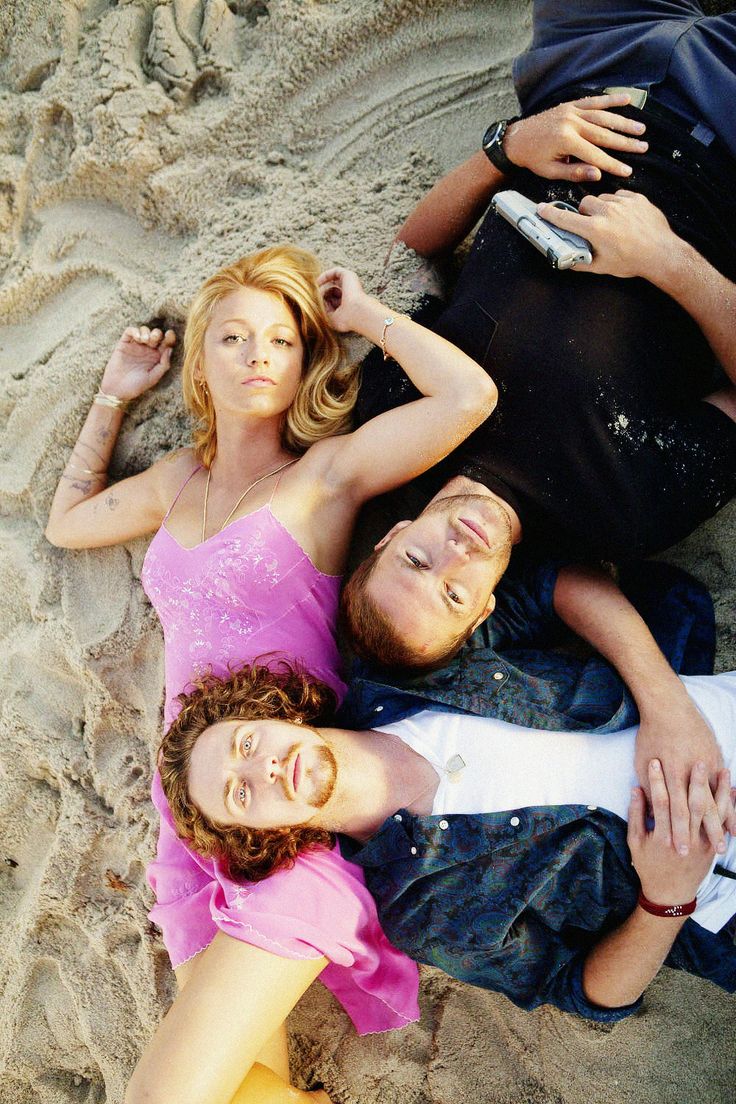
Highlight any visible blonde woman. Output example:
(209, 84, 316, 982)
(46, 243, 496, 1104)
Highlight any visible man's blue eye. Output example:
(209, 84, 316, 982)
(406, 553, 426, 569)
(447, 587, 462, 604)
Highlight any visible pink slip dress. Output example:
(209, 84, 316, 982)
(142, 466, 419, 1034)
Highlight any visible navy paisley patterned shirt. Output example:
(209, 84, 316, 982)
(338, 565, 727, 1021)
(344, 806, 736, 1022)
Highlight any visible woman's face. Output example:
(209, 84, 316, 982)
(200, 286, 305, 421)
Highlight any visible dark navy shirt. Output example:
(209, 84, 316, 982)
(514, 0, 736, 158)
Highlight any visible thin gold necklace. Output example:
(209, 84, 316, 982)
(201, 458, 297, 543)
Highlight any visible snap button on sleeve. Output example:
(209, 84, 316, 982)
(410, 846, 417, 855)
(374, 705, 384, 712)
(493, 671, 504, 681)
(393, 813, 402, 822)
(587, 805, 598, 811)
(439, 819, 449, 830)
(510, 815, 520, 827)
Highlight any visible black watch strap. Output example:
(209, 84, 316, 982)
(482, 117, 520, 174)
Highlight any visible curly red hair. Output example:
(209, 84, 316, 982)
(159, 660, 337, 882)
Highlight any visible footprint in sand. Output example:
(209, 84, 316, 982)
(142, 0, 246, 102)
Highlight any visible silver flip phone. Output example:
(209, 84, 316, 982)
(491, 190, 592, 270)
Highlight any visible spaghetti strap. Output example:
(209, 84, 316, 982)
(268, 458, 298, 507)
(163, 465, 203, 522)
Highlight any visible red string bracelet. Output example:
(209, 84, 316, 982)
(637, 891, 696, 918)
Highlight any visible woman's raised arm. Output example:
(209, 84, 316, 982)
(126, 932, 328, 1104)
(313, 267, 496, 504)
(45, 326, 177, 549)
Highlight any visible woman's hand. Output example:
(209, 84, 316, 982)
(317, 268, 374, 333)
(100, 325, 176, 402)
(504, 93, 648, 183)
(628, 759, 730, 906)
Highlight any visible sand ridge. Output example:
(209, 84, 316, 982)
(0, 2, 735, 1102)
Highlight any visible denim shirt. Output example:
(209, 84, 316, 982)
(338, 560, 715, 735)
(338, 562, 722, 1021)
(344, 806, 736, 1022)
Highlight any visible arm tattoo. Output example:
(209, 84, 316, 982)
(61, 474, 94, 495)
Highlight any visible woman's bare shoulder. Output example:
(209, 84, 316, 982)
(149, 447, 200, 502)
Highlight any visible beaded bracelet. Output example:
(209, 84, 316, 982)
(637, 891, 696, 918)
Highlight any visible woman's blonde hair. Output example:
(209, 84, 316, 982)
(181, 244, 359, 467)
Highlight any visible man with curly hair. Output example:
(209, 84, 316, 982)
(157, 660, 736, 1023)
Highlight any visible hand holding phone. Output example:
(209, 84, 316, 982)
(491, 190, 592, 270)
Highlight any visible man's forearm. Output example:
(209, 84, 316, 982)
(552, 565, 686, 717)
(396, 151, 503, 257)
(553, 565, 724, 853)
(649, 236, 736, 386)
(582, 905, 684, 1008)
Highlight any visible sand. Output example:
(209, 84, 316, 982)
(0, 2, 734, 1102)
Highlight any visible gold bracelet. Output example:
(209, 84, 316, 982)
(94, 390, 128, 409)
(65, 461, 107, 477)
(380, 316, 396, 361)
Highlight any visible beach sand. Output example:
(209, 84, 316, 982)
(0, 2, 734, 1101)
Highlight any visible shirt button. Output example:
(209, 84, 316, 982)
(393, 813, 402, 822)
(410, 846, 417, 855)
(510, 816, 520, 827)
(374, 705, 384, 712)
(493, 671, 504, 681)
(439, 819, 449, 830)
(587, 805, 597, 812)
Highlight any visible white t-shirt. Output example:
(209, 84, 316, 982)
(376, 673, 736, 934)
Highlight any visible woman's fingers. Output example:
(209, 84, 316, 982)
(317, 270, 343, 312)
(317, 268, 344, 287)
(121, 324, 177, 348)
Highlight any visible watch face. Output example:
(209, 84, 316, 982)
(483, 120, 505, 151)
